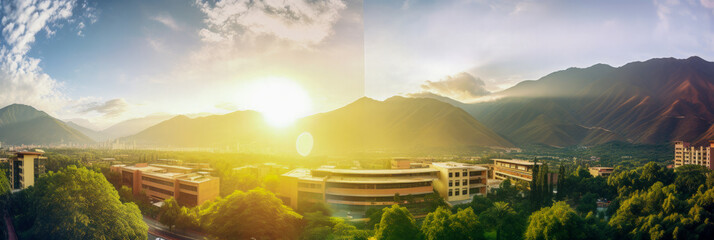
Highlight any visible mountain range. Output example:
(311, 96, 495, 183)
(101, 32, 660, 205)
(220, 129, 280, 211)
(2, 56, 713, 151)
(435, 56, 714, 147)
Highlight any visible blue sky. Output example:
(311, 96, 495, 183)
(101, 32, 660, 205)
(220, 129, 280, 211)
(1, 0, 713, 128)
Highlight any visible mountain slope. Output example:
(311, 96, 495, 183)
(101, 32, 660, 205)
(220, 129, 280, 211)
(65, 121, 108, 142)
(0, 104, 94, 145)
(450, 56, 714, 146)
(123, 97, 513, 154)
(101, 114, 175, 139)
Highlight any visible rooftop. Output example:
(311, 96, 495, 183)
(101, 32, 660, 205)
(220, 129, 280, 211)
(493, 159, 542, 166)
(431, 161, 488, 170)
(313, 167, 439, 175)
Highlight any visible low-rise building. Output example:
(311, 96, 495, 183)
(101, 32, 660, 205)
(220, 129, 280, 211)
(493, 159, 542, 182)
(431, 162, 488, 205)
(111, 163, 220, 206)
(391, 158, 432, 169)
(277, 161, 490, 217)
(674, 141, 714, 169)
(278, 167, 439, 219)
(588, 167, 614, 177)
(10, 151, 46, 189)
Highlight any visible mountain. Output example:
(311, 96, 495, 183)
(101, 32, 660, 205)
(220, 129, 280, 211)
(65, 121, 108, 142)
(101, 114, 175, 139)
(122, 97, 513, 154)
(0, 104, 94, 145)
(444, 56, 714, 146)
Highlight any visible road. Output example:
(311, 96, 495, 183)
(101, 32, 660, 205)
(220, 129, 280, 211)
(144, 216, 207, 240)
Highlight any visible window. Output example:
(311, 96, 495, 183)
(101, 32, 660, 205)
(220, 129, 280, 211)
(463, 171, 468, 177)
(455, 181, 460, 186)
(455, 190, 460, 196)
(462, 189, 468, 195)
(449, 172, 453, 178)
(455, 172, 460, 177)
(180, 184, 198, 191)
(449, 180, 453, 187)
(462, 180, 467, 185)
(448, 189, 453, 196)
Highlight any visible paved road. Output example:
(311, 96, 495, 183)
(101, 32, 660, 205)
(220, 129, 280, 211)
(3, 212, 17, 240)
(144, 216, 206, 240)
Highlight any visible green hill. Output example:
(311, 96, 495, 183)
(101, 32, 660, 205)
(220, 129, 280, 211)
(0, 104, 94, 145)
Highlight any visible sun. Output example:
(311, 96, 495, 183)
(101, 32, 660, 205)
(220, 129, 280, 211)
(246, 77, 312, 127)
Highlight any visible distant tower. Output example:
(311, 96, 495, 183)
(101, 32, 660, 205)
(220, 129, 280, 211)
(10, 151, 46, 189)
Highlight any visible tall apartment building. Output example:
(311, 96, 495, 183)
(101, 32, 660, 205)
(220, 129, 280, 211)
(10, 151, 46, 189)
(111, 163, 220, 206)
(431, 162, 488, 205)
(674, 141, 714, 169)
(277, 161, 489, 218)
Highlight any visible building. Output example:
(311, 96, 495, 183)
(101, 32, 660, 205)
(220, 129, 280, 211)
(277, 161, 489, 217)
(111, 163, 220, 206)
(278, 167, 439, 219)
(233, 163, 290, 179)
(391, 158, 432, 169)
(493, 159, 542, 182)
(674, 141, 714, 169)
(588, 167, 614, 177)
(431, 162, 488, 205)
(10, 151, 46, 189)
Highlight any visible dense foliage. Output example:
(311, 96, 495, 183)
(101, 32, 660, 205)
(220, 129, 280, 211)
(12, 166, 147, 240)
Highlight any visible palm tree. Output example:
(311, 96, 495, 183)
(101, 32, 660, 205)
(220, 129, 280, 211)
(480, 202, 518, 240)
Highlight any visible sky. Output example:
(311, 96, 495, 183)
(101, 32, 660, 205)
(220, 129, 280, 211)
(0, 0, 713, 129)
(364, 0, 714, 102)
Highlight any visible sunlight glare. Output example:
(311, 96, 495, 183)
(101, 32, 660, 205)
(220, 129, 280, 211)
(296, 132, 314, 156)
(246, 77, 312, 127)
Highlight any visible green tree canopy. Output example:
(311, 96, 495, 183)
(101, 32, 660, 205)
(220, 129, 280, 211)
(480, 202, 524, 240)
(199, 188, 302, 240)
(374, 204, 419, 240)
(525, 201, 588, 240)
(26, 166, 147, 240)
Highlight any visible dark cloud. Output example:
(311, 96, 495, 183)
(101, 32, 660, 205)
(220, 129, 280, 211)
(420, 72, 490, 101)
(80, 98, 129, 118)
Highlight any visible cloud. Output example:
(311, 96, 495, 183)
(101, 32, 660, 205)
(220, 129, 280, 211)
(79, 98, 130, 118)
(196, 0, 346, 47)
(0, 0, 95, 114)
(151, 13, 180, 31)
(419, 72, 491, 102)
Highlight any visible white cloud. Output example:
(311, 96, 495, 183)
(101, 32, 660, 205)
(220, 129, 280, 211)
(0, 0, 94, 115)
(419, 72, 491, 102)
(196, 0, 346, 47)
(78, 98, 130, 118)
(151, 13, 181, 31)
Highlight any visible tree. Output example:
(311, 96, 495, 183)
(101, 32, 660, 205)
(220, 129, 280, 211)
(469, 195, 493, 214)
(200, 188, 302, 240)
(366, 207, 385, 230)
(480, 202, 523, 240)
(0, 169, 11, 209)
(374, 204, 419, 240)
(449, 207, 486, 240)
(576, 193, 597, 214)
(263, 174, 280, 193)
(421, 207, 452, 240)
(556, 164, 566, 200)
(674, 164, 708, 198)
(159, 197, 182, 230)
(525, 201, 587, 240)
(25, 166, 147, 240)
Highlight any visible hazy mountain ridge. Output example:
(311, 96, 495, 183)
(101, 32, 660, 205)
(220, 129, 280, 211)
(121, 96, 514, 154)
(445, 56, 714, 146)
(0, 104, 93, 145)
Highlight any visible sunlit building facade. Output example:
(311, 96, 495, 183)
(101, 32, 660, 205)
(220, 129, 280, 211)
(111, 163, 220, 206)
(588, 167, 614, 177)
(431, 162, 488, 205)
(10, 151, 46, 189)
(277, 161, 489, 218)
(674, 141, 714, 170)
